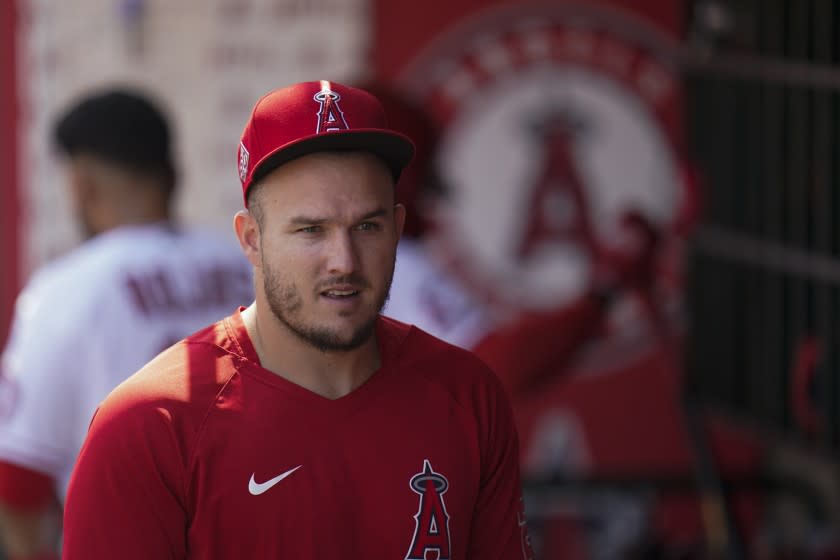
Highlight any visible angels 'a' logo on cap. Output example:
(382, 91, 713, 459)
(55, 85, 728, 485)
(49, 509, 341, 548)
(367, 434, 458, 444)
(238, 142, 250, 184)
(313, 80, 349, 133)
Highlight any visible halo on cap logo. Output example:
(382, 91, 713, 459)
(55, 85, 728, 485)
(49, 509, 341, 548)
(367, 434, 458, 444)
(314, 80, 349, 133)
(238, 142, 250, 184)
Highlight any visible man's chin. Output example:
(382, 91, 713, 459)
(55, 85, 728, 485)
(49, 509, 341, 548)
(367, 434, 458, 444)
(328, 322, 377, 348)
(295, 317, 378, 353)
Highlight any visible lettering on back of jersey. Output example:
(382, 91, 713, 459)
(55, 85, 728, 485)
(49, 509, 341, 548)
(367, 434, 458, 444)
(125, 263, 252, 316)
(405, 459, 451, 560)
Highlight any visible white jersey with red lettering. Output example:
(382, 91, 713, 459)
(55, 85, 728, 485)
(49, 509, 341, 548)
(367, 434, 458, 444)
(385, 238, 487, 349)
(0, 223, 253, 499)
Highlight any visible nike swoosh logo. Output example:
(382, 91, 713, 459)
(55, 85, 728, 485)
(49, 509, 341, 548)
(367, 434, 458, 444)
(248, 465, 302, 496)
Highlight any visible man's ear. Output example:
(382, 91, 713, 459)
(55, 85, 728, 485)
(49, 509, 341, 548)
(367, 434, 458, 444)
(66, 158, 98, 204)
(66, 156, 109, 236)
(393, 203, 406, 241)
(234, 209, 261, 268)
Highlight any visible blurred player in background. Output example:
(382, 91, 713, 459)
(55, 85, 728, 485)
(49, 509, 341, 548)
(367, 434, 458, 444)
(370, 84, 488, 349)
(62, 80, 532, 558)
(0, 89, 253, 559)
(378, 82, 661, 396)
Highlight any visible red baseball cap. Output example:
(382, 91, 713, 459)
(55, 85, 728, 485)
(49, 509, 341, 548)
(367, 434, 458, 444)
(237, 80, 416, 205)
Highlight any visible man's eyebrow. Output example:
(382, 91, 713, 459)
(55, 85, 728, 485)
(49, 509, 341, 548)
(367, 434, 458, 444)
(359, 208, 388, 220)
(287, 208, 388, 226)
(288, 215, 327, 225)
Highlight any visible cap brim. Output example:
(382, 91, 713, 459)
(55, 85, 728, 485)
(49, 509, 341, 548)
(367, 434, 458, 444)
(250, 129, 416, 187)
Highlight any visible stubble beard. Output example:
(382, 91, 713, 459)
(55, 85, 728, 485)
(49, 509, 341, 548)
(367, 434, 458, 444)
(261, 255, 392, 353)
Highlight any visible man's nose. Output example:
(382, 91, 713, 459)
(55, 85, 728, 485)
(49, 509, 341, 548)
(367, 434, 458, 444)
(325, 230, 360, 275)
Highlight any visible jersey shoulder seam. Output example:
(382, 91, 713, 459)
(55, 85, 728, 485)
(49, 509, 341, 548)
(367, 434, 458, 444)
(179, 338, 241, 512)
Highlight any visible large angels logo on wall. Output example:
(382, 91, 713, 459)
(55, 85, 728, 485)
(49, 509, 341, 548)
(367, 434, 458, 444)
(398, 2, 695, 361)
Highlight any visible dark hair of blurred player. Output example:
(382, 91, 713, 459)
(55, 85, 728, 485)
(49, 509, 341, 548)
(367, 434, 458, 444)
(54, 90, 176, 238)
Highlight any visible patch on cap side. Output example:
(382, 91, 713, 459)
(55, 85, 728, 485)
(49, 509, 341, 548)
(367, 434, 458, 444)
(238, 141, 250, 184)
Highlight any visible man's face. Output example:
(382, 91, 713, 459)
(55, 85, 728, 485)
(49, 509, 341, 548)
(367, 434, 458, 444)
(251, 151, 404, 352)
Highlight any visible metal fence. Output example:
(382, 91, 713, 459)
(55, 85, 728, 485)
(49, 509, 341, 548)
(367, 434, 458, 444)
(686, 0, 840, 452)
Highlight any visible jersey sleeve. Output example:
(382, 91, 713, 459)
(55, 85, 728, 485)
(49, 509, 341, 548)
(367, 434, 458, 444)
(0, 276, 95, 490)
(62, 393, 188, 559)
(467, 370, 535, 559)
(0, 460, 56, 510)
(471, 294, 605, 394)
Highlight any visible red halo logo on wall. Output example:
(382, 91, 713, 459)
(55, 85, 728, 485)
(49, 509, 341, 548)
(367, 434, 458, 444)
(398, 4, 695, 360)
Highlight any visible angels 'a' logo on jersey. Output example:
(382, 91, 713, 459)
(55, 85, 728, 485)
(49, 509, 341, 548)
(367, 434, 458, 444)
(313, 80, 349, 133)
(405, 459, 451, 560)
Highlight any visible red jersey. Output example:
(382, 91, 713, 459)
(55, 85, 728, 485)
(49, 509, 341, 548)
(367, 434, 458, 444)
(63, 311, 533, 559)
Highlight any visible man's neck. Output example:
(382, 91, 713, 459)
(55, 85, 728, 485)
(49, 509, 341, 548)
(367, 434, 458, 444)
(241, 303, 381, 400)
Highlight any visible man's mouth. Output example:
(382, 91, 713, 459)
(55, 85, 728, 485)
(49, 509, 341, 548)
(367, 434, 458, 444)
(320, 286, 361, 299)
(323, 290, 358, 298)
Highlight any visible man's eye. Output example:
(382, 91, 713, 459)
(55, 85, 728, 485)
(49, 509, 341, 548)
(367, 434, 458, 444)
(299, 226, 322, 233)
(357, 222, 381, 231)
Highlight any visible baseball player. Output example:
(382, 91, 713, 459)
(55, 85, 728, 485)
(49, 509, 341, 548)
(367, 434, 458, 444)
(62, 80, 534, 559)
(367, 83, 489, 349)
(376, 82, 661, 395)
(0, 90, 254, 559)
